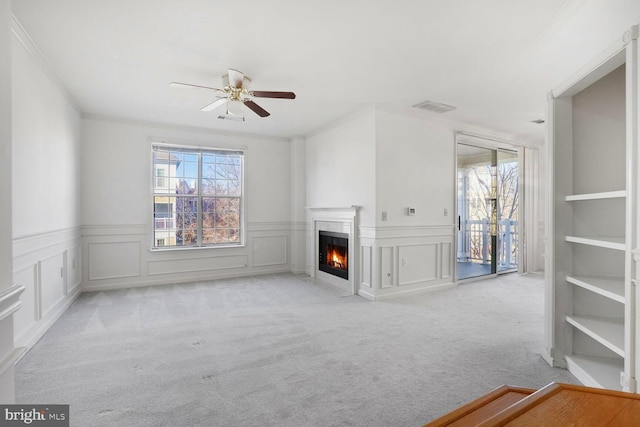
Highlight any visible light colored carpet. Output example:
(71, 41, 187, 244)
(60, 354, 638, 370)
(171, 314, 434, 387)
(15, 272, 577, 426)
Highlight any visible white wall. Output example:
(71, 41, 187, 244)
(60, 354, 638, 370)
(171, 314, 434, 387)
(305, 108, 376, 226)
(81, 117, 293, 290)
(12, 39, 82, 236)
(361, 110, 456, 299)
(375, 110, 455, 227)
(11, 20, 83, 351)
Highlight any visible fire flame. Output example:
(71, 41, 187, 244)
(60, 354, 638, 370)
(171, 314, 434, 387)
(327, 246, 347, 270)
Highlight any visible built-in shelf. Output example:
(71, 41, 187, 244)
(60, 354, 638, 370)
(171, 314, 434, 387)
(565, 354, 623, 391)
(565, 315, 625, 357)
(565, 276, 625, 303)
(564, 236, 626, 251)
(565, 190, 626, 201)
(548, 29, 637, 394)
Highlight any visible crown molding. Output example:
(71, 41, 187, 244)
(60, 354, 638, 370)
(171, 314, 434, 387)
(10, 14, 82, 114)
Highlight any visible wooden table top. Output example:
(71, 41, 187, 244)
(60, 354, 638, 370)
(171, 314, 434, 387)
(425, 382, 640, 426)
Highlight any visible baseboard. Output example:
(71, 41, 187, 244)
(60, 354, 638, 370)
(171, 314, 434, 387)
(541, 348, 567, 369)
(82, 267, 293, 292)
(358, 281, 456, 301)
(0, 347, 26, 379)
(357, 288, 376, 301)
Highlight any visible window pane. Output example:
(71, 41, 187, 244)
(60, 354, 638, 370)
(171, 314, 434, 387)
(202, 155, 216, 177)
(228, 228, 240, 243)
(201, 197, 238, 245)
(175, 195, 197, 246)
(153, 145, 243, 248)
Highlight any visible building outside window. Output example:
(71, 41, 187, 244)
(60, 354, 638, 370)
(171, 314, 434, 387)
(152, 144, 244, 248)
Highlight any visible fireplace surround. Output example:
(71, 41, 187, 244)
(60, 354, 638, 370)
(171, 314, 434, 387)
(308, 206, 360, 295)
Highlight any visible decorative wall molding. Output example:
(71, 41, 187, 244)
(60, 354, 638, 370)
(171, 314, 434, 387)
(349, 224, 455, 300)
(247, 222, 292, 232)
(360, 245, 372, 288)
(83, 222, 291, 290)
(37, 252, 65, 319)
(359, 224, 455, 239)
(0, 284, 25, 322)
(147, 254, 248, 275)
(251, 235, 287, 267)
(398, 243, 438, 286)
(82, 224, 146, 237)
(88, 241, 141, 280)
(13, 226, 81, 261)
(12, 227, 82, 353)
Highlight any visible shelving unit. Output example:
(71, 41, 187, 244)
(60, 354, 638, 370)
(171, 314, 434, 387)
(545, 25, 638, 393)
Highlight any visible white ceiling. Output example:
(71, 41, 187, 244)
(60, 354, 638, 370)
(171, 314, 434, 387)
(10, 0, 640, 142)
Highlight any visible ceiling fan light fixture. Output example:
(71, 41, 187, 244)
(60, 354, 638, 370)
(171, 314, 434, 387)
(172, 68, 295, 119)
(217, 99, 245, 121)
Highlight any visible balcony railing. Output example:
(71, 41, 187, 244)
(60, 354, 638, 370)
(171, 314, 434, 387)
(457, 219, 518, 270)
(154, 217, 175, 230)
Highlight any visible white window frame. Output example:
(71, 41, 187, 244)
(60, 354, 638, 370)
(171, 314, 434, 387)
(151, 142, 245, 250)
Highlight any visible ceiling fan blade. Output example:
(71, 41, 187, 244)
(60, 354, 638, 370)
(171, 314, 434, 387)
(170, 82, 223, 92)
(244, 100, 270, 117)
(201, 97, 228, 112)
(251, 90, 296, 99)
(228, 69, 245, 88)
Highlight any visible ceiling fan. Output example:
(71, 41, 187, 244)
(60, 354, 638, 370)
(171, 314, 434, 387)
(170, 68, 296, 121)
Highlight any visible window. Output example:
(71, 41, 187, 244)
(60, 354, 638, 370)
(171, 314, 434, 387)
(154, 167, 167, 188)
(152, 145, 243, 248)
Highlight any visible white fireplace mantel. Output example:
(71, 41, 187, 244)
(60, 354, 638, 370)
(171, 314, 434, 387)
(308, 206, 360, 295)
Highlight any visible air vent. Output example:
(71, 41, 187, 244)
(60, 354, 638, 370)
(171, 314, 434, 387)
(412, 100, 457, 114)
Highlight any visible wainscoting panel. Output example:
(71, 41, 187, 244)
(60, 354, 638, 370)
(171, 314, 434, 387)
(380, 246, 394, 288)
(38, 253, 65, 319)
(360, 245, 372, 288)
(148, 254, 249, 275)
(88, 241, 141, 281)
(252, 235, 287, 267)
(398, 243, 438, 286)
(12, 227, 82, 351)
(66, 245, 81, 294)
(357, 225, 455, 300)
(441, 242, 453, 279)
(83, 223, 291, 291)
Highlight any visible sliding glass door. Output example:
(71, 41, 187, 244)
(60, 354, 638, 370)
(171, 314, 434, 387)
(457, 144, 519, 280)
(496, 150, 519, 273)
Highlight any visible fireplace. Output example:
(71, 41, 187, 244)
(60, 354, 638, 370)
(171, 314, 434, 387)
(318, 230, 349, 280)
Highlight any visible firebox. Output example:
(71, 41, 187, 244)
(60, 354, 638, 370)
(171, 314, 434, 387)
(318, 230, 349, 280)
